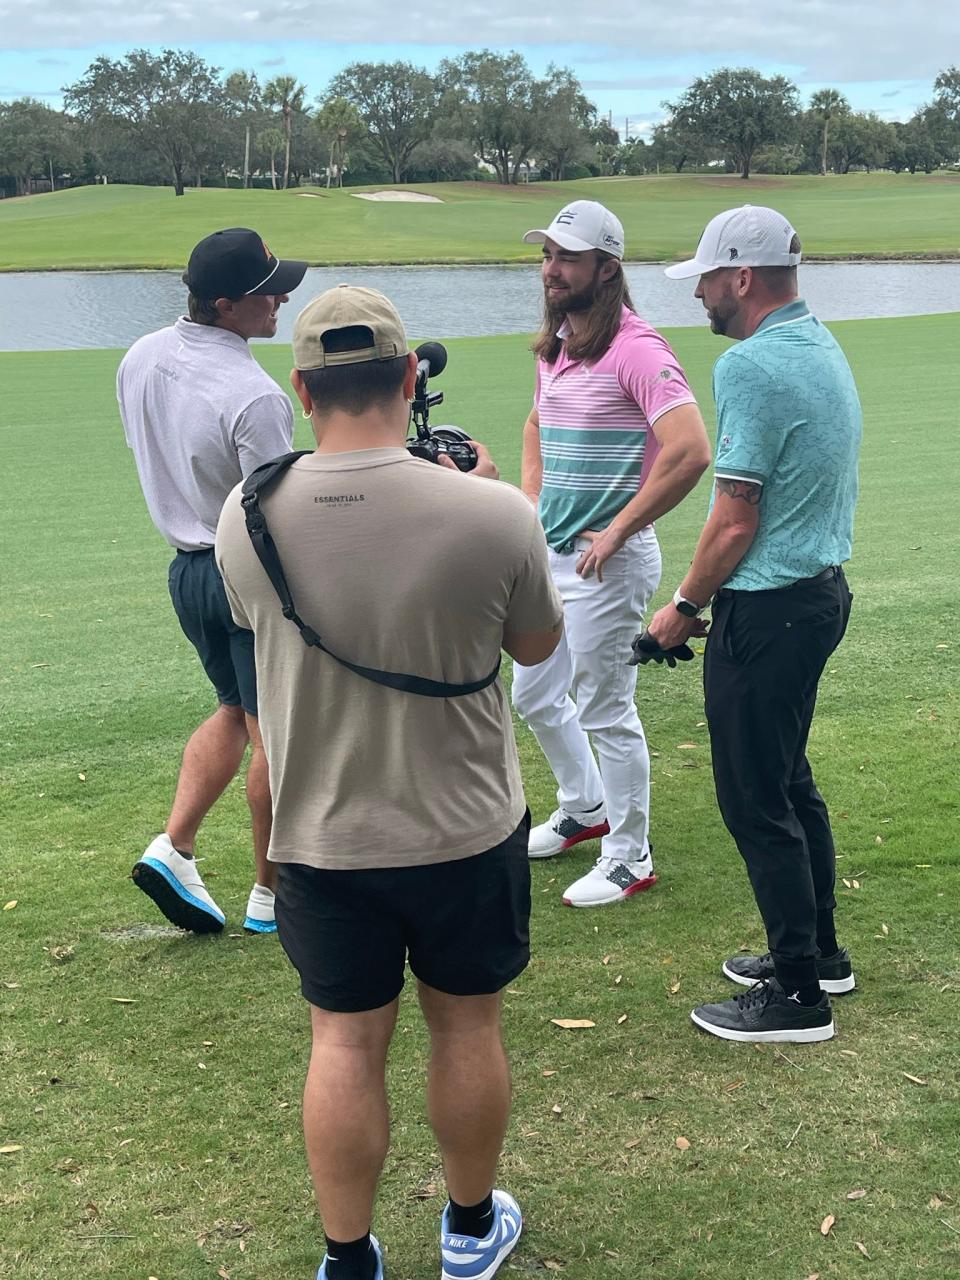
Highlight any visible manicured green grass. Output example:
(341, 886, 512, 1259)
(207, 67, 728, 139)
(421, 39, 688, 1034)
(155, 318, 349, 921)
(1, 316, 958, 1279)
(1, 172, 959, 271)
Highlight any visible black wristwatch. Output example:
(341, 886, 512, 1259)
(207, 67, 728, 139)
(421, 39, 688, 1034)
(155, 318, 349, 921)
(672, 587, 704, 618)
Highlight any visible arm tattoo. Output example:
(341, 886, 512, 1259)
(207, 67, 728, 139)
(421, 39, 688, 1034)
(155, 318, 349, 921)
(716, 478, 762, 505)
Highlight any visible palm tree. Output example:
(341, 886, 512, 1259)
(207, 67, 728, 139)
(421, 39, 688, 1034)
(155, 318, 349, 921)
(263, 75, 306, 189)
(257, 127, 285, 190)
(315, 96, 361, 188)
(224, 70, 261, 189)
(810, 89, 849, 176)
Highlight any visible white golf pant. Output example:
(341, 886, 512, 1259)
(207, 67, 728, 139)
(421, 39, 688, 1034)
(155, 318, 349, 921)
(512, 528, 662, 865)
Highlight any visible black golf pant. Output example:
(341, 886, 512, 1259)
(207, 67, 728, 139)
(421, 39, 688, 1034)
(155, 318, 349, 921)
(704, 569, 852, 992)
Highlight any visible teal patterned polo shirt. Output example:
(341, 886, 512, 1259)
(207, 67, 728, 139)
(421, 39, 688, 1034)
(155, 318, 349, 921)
(711, 300, 862, 591)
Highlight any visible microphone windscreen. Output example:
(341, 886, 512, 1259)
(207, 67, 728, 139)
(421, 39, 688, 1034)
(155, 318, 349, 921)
(414, 341, 447, 377)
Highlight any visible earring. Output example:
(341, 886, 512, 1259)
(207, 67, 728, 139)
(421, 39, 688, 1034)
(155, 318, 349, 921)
(302, 408, 312, 420)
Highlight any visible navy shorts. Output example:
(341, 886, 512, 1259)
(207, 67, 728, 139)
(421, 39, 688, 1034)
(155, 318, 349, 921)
(275, 812, 532, 1013)
(168, 549, 258, 716)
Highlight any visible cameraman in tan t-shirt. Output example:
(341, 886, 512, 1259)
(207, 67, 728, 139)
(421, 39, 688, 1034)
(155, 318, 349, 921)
(216, 286, 561, 1280)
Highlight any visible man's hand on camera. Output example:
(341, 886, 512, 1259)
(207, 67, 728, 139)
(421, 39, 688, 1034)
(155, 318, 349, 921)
(437, 441, 499, 480)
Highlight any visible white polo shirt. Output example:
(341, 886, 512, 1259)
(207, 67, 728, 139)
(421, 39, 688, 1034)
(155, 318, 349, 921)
(118, 317, 293, 551)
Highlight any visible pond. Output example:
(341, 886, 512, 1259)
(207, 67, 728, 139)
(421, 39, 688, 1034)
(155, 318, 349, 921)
(1, 261, 958, 352)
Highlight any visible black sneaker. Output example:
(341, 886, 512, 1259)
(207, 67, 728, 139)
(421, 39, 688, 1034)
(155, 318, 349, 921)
(722, 948, 855, 995)
(691, 979, 835, 1043)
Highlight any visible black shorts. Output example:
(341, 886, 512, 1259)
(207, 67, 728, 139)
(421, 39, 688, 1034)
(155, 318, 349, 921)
(168, 549, 258, 716)
(274, 813, 532, 1013)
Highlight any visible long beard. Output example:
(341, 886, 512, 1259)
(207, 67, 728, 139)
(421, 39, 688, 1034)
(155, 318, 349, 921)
(543, 279, 600, 327)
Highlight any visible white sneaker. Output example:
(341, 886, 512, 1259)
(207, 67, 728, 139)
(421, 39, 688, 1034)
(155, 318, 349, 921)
(527, 805, 609, 859)
(243, 883, 277, 935)
(562, 854, 657, 908)
(131, 834, 226, 933)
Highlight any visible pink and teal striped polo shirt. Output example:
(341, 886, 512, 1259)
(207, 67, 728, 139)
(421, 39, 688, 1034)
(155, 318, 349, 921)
(535, 306, 697, 552)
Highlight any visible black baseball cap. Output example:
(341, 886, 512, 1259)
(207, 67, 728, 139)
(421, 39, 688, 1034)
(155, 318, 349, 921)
(183, 227, 308, 299)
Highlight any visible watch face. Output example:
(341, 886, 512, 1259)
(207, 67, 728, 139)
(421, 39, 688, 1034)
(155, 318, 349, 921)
(675, 598, 699, 617)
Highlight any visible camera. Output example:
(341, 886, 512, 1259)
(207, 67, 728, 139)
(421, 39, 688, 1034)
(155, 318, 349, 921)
(405, 342, 478, 472)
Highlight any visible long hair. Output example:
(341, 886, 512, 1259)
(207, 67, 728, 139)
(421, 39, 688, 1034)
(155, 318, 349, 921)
(532, 253, 636, 365)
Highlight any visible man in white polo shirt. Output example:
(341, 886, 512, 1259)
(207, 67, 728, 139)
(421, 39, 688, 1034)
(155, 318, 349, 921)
(514, 201, 712, 907)
(117, 227, 307, 935)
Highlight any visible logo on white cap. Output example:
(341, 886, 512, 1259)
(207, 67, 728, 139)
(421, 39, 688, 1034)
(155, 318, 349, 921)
(523, 200, 625, 259)
(664, 205, 801, 279)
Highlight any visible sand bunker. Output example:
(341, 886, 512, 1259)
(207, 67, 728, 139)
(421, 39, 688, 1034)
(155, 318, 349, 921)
(352, 190, 443, 203)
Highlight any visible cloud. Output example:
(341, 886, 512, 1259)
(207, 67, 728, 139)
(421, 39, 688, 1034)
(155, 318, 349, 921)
(2, 1, 958, 85)
(881, 89, 901, 97)
(37, 56, 68, 66)
(261, 57, 285, 66)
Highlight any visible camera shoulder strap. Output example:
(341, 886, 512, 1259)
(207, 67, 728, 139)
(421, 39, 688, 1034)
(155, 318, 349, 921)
(240, 452, 500, 699)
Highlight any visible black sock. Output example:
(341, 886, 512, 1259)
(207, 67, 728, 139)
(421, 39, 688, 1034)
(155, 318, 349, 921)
(173, 847, 194, 860)
(448, 1192, 494, 1239)
(324, 1233, 376, 1280)
(790, 983, 825, 1007)
(816, 911, 839, 958)
(773, 965, 823, 1007)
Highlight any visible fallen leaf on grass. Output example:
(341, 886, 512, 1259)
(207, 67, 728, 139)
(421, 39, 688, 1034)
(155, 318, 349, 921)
(410, 1181, 438, 1200)
(856, 1242, 871, 1258)
(551, 1104, 563, 1116)
(805, 1274, 821, 1279)
(3, 982, 20, 989)
(542, 1070, 557, 1077)
(677, 742, 699, 750)
(614, 974, 623, 986)
(903, 1073, 927, 1086)
(852, 879, 861, 889)
(846, 1189, 868, 1201)
(675, 1136, 691, 1150)
(725, 1080, 746, 1092)
(0, 1144, 24, 1154)
(78, 773, 86, 782)
(930, 1195, 945, 1210)
(669, 981, 682, 995)
(820, 1214, 836, 1236)
(625, 1137, 643, 1149)
(542, 1260, 565, 1271)
(840, 1050, 858, 1058)
(218, 1269, 231, 1279)
(602, 955, 612, 965)
(50, 945, 74, 963)
(617, 1014, 628, 1025)
(842, 878, 852, 888)
(110, 997, 136, 1004)
(550, 1018, 595, 1030)
(118, 1139, 134, 1149)
(3, 901, 17, 911)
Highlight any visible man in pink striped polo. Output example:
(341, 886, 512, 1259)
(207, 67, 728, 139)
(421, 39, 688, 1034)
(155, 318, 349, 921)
(513, 200, 711, 907)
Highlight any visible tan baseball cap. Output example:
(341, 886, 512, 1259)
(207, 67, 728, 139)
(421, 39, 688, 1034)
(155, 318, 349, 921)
(293, 285, 410, 369)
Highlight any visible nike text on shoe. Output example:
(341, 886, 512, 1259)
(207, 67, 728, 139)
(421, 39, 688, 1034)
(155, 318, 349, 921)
(441, 1189, 522, 1280)
(243, 883, 277, 935)
(722, 948, 855, 994)
(562, 855, 656, 907)
(131, 834, 225, 934)
(527, 806, 609, 859)
(690, 978, 835, 1043)
(316, 1233, 383, 1280)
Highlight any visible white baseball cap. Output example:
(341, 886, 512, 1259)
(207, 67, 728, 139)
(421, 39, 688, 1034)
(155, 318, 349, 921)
(664, 205, 801, 279)
(523, 200, 625, 259)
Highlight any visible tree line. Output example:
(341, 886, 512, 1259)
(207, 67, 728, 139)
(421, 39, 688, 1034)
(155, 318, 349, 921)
(1, 51, 959, 199)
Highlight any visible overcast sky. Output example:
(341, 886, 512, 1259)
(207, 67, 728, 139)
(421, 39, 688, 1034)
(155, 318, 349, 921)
(1, 1, 957, 136)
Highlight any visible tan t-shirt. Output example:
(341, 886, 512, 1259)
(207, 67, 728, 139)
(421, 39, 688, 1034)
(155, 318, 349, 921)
(215, 447, 562, 870)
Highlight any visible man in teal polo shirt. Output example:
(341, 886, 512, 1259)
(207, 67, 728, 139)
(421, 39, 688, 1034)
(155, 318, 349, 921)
(649, 205, 862, 1043)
